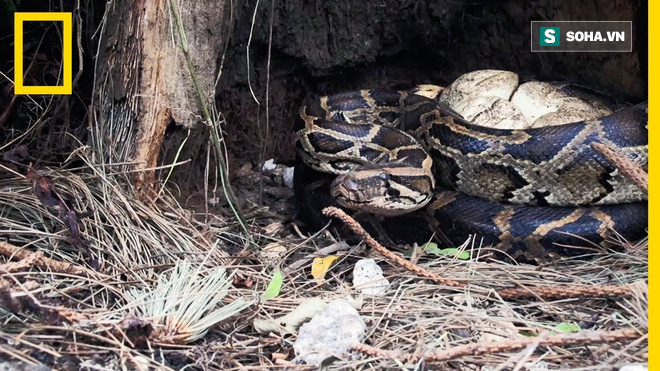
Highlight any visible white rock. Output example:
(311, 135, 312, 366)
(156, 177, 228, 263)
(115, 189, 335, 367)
(352, 259, 390, 296)
(293, 299, 367, 366)
(619, 364, 648, 371)
(261, 158, 277, 172)
(525, 360, 550, 370)
(283, 166, 295, 188)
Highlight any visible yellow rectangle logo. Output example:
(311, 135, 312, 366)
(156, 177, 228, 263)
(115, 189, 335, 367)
(14, 12, 72, 95)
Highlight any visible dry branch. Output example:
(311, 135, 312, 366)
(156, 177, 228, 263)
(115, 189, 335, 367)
(323, 207, 466, 288)
(497, 282, 638, 299)
(323, 207, 638, 301)
(0, 241, 85, 275)
(352, 327, 642, 363)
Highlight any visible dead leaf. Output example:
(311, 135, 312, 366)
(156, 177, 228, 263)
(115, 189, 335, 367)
(311, 255, 339, 281)
(271, 353, 289, 361)
(56, 309, 88, 324)
(0, 286, 22, 313)
(262, 222, 284, 235)
(253, 298, 327, 334)
(27, 168, 60, 207)
(24, 169, 95, 267)
(260, 242, 287, 261)
(59, 200, 81, 245)
(112, 315, 154, 348)
(233, 275, 255, 289)
(0, 284, 49, 320)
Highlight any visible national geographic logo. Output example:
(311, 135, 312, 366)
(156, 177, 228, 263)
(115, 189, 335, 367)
(532, 21, 632, 52)
(14, 12, 72, 95)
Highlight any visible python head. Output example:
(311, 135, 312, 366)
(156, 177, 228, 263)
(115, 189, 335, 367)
(330, 164, 435, 216)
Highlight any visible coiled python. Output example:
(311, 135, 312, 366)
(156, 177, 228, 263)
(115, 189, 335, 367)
(294, 72, 648, 262)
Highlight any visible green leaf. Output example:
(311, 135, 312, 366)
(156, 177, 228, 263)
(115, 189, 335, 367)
(519, 330, 539, 337)
(444, 249, 470, 260)
(261, 270, 283, 300)
(422, 243, 470, 260)
(421, 242, 439, 253)
(554, 322, 581, 333)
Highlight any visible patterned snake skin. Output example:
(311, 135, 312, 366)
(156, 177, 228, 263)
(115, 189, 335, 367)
(294, 87, 648, 262)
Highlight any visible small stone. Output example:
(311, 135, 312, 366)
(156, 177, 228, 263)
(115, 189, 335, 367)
(352, 259, 390, 296)
(619, 364, 648, 371)
(293, 299, 366, 366)
(261, 159, 277, 172)
(283, 166, 295, 188)
(525, 360, 550, 370)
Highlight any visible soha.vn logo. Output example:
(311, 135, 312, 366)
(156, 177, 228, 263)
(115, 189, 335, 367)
(540, 27, 560, 46)
(540, 26, 626, 46)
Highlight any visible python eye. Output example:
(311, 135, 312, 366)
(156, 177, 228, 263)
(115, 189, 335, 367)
(379, 172, 390, 181)
(345, 178, 360, 191)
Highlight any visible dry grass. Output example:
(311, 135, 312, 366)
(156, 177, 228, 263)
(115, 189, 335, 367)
(0, 154, 648, 368)
(0, 155, 264, 368)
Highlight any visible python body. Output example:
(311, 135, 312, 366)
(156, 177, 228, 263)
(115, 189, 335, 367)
(294, 71, 648, 262)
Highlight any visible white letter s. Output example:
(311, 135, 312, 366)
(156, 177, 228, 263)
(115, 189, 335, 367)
(544, 29, 556, 44)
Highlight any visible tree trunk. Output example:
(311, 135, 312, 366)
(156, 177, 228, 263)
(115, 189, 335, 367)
(92, 0, 227, 194)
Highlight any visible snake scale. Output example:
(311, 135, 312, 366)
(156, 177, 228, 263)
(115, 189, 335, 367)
(294, 81, 648, 262)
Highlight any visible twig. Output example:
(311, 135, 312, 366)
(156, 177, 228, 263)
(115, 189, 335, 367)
(423, 327, 642, 362)
(322, 207, 466, 288)
(352, 327, 642, 363)
(323, 207, 637, 301)
(592, 142, 647, 193)
(0, 242, 85, 275)
(496, 283, 637, 299)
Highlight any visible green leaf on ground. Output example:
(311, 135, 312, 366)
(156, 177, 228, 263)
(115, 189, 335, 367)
(421, 243, 470, 260)
(261, 270, 283, 300)
(554, 322, 582, 333)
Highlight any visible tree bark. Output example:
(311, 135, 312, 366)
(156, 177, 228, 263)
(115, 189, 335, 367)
(92, 0, 227, 194)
